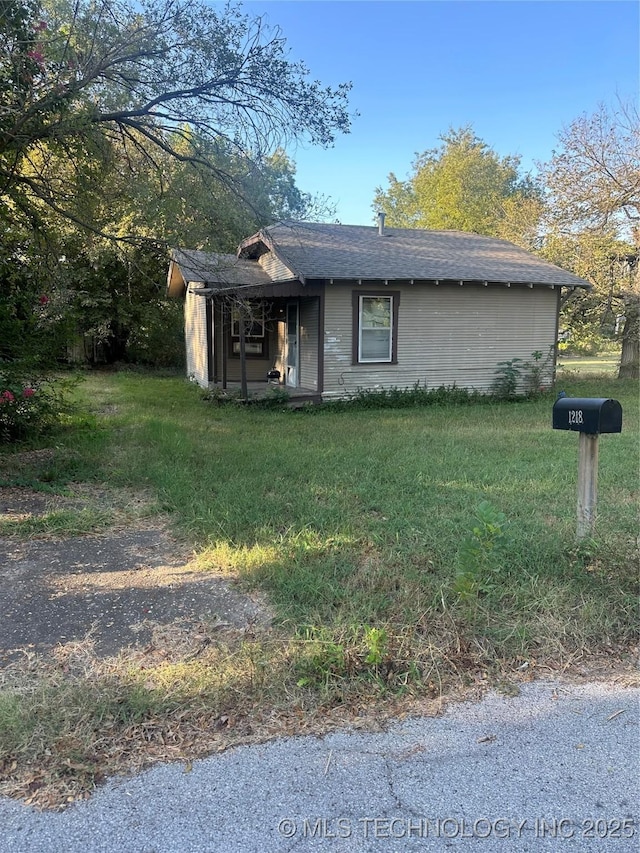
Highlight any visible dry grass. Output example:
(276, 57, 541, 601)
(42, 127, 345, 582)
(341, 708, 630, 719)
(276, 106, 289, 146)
(0, 623, 441, 809)
(1, 610, 637, 810)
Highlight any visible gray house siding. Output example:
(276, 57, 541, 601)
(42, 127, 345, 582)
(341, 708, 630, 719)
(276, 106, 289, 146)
(299, 297, 320, 391)
(258, 253, 295, 282)
(185, 286, 209, 386)
(322, 282, 559, 398)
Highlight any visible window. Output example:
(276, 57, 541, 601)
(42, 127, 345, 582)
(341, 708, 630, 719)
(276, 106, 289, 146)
(231, 340, 265, 356)
(229, 304, 267, 358)
(231, 306, 265, 339)
(352, 292, 400, 364)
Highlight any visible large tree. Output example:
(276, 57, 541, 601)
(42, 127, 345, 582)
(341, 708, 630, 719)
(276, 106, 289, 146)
(540, 100, 639, 235)
(373, 126, 543, 249)
(50, 143, 328, 365)
(0, 0, 352, 368)
(539, 100, 639, 378)
(0, 0, 351, 239)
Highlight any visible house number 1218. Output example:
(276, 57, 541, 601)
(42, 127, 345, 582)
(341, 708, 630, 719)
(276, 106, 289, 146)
(568, 410, 584, 425)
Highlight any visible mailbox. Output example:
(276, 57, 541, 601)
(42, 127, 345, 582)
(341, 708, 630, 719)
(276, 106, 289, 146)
(552, 397, 622, 434)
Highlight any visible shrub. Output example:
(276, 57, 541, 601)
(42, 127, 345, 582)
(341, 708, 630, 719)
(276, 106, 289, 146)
(491, 348, 555, 399)
(490, 358, 523, 399)
(0, 369, 73, 443)
(251, 386, 291, 409)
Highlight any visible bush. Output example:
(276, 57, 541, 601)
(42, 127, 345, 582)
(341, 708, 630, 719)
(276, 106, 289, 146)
(0, 369, 74, 443)
(491, 349, 555, 399)
(125, 301, 185, 368)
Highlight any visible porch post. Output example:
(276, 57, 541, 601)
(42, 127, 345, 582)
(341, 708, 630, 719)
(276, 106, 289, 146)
(205, 297, 214, 384)
(239, 307, 248, 400)
(317, 288, 325, 395)
(221, 301, 228, 390)
(212, 299, 219, 384)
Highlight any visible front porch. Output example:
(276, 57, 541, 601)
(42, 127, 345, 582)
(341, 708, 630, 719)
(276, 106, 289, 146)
(206, 380, 322, 406)
(206, 292, 322, 397)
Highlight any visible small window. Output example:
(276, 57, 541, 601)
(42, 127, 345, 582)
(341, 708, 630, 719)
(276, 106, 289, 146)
(231, 306, 265, 338)
(231, 340, 264, 356)
(353, 292, 400, 364)
(229, 304, 267, 358)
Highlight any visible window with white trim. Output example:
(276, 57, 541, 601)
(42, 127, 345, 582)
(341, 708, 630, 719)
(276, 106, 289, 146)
(359, 295, 392, 362)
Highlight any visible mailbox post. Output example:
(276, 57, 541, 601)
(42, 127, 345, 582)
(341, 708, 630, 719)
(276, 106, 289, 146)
(552, 397, 623, 540)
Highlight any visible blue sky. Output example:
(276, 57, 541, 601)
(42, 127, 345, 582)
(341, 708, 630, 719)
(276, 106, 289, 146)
(240, 0, 639, 226)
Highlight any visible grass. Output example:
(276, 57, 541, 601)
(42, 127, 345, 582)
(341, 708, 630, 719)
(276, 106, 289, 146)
(557, 351, 621, 376)
(0, 366, 638, 806)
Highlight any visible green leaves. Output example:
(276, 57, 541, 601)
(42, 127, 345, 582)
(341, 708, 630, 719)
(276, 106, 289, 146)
(1, 0, 347, 369)
(1, 0, 352, 240)
(538, 99, 640, 236)
(454, 500, 510, 598)
(373, 125, 543, 247)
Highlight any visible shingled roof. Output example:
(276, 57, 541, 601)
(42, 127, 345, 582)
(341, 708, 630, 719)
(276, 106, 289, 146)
(239, 221, 591, 288)
(170, 222, 591, 296)
(168, 249, 272, 291)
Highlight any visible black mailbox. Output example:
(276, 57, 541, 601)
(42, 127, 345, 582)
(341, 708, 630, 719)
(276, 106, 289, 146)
(552, 397, 622, 434)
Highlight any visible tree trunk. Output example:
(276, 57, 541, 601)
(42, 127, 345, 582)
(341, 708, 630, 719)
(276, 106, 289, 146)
(101, 320, 129, 364)
(618, 295, 639, 379)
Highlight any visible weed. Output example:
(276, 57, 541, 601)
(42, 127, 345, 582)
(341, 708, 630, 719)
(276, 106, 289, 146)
(522, 347, 555, 396)
(491, 359, 524, 399)
(294, 626, 348, 688)
(251, 387, 291, 409)
(201, 386, 245, 406)
(454, 501, 510, 599)
(363, 626, 388, 667)
(491, 348, 555, 399)
(315, 382, 486, 412)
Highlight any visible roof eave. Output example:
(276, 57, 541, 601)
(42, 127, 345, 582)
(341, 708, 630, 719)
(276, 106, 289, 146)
(239, 225, 306, 283)
(319, 276, 592, 289)
(166, 259, 187, 298)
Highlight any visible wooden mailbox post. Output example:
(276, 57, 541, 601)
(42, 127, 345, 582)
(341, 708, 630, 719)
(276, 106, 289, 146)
(552, 397, 623, 540)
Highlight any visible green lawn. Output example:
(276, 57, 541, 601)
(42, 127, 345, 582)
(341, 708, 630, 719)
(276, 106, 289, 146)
(0, 371, 638, 805)
(557, 351, 621, 376)
(48, 372, 640, 649)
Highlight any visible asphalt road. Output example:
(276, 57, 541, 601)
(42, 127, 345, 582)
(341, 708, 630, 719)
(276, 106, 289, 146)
(0, 679, 638, 853)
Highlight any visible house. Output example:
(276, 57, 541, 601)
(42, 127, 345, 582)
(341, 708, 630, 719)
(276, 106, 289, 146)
(167, 218, 591, 399)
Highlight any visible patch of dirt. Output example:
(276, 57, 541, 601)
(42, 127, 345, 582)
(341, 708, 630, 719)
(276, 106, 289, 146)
(0, 486, 53, 520)
(0, 486, 272, 666)
(0, 448, 59, 470)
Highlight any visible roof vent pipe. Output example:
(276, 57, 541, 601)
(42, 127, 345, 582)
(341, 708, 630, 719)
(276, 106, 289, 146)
(377, 211, 385, 236)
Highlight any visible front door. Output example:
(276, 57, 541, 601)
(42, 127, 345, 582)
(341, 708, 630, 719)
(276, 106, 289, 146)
(286, 302, 299, 387)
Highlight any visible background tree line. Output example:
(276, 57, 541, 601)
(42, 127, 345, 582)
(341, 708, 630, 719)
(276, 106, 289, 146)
(374, 104, 639, 379)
